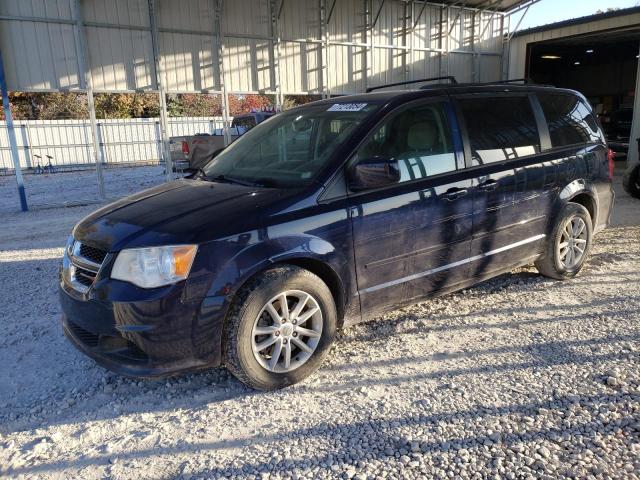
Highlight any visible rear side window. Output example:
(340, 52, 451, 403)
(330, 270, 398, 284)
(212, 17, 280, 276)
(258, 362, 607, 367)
(458, 96, 541, 166)
(537, 93, 604, 147)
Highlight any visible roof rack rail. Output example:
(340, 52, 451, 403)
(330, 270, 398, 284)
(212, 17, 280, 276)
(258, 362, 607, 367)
(366, 76, 457, 93)
(417, 78, 536, 89)
(416, 78, 555, 89)
(492, 78, 533, 84)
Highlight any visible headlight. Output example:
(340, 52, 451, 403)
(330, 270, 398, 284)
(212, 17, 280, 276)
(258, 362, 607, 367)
(111, 245, 198, 288)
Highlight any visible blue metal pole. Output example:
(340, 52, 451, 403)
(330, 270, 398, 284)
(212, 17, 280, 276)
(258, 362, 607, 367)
(0, 49, 28, 211)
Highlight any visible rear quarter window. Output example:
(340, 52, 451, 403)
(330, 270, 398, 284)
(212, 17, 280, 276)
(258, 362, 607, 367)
(537, 93, 604, 148)
(458, 96, 540, 166)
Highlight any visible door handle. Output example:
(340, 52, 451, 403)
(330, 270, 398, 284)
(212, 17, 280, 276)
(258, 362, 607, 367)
(443, 187, 468, 201)
(478, 179, 498, 191)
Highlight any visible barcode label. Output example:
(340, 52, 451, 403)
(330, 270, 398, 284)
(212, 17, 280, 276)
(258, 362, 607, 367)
(327, 103, 368, 112)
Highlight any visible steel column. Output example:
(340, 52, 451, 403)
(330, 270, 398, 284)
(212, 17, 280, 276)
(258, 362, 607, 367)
(320, 0, 330, 98)
(369, 0, 375, 87)
(445, 7, 455, 76)
(72, 0, 105, 199)
(438, 6, 445, 76)
(214, 0, 231, 146)
(270, 0, 284, 110)
(500, 13, 509, 80)
(404, 1, 411, 83)
(363, 0, 370, 91)
(147, 0, 172, 180)
(318, 0, 326, 97)
(0, 49, 28, 211)
(471, 11, 478, 82)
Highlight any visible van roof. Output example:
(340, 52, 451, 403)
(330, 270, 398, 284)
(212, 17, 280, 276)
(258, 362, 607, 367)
(313, 83, 583, 107)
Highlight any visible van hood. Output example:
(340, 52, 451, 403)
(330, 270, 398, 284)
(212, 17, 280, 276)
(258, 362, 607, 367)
(73, 179, 300, 252)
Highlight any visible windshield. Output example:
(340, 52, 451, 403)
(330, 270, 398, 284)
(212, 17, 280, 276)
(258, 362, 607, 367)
(202, 102, 380, 187)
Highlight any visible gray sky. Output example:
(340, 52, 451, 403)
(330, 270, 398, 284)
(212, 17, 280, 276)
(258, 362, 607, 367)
(515, 0, 640, 30)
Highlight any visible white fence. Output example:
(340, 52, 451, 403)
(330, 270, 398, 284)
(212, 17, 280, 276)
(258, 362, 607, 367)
(0, 116, 227, 172)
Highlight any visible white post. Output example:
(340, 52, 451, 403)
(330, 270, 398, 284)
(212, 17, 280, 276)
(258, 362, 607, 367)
(72, 0, 105, 199)
(270, 0, 284, 111)
(214, 0, 231, 146)
(362, 0, 368, 92)
(147, 0, 173, 181)
(320, 0, 330, 98)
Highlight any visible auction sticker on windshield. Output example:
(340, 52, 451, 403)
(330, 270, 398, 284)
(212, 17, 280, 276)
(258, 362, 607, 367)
(327, 103, 368, 112)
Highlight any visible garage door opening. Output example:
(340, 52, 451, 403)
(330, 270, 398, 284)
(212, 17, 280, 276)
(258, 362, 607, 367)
(526, 31, 640, 161)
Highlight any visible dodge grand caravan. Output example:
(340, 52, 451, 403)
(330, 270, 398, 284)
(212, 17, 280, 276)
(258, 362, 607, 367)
(60, 79, 615, 390)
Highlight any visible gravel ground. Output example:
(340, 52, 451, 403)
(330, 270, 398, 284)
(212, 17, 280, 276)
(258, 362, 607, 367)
(0, 165, 169, 214)
(0, 168, 638, 479)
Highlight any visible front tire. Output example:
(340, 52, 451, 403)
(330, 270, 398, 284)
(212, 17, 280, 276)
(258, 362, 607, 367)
(535, 203, 593, 280)
(223, 265, 337, 390)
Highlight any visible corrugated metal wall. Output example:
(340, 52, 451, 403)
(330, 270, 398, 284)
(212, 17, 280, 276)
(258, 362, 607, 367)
(1, 0, 507, 95)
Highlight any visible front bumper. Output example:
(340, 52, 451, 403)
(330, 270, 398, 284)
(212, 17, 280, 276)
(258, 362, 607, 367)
(60, 280, 224, 378)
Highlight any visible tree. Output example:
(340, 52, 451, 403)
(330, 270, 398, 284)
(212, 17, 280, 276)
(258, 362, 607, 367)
(2, 92, 88, 120)
(282, 94, 322, 110)
(166, 94, 221, 117)
(228, 94, 274, 115)
(94, 93, 159, 119)
(1, 91, 280, 121)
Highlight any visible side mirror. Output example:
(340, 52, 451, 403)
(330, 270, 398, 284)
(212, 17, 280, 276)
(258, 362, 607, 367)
(348, 156, 400, 191)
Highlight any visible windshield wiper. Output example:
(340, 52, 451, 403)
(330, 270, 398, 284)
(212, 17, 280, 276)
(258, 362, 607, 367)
(193, 167, 208, 180)
(193, 170, 274, 188)
(208, 174, 260, 187)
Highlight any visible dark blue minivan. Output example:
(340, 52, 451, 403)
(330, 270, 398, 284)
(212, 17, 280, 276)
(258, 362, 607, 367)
(60, 81, 615, 390)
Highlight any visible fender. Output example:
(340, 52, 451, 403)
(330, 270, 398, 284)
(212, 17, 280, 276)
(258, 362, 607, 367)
(558, 178, 588, 201)
(198, 233, 355, 328)
(554, 178, 599, 228)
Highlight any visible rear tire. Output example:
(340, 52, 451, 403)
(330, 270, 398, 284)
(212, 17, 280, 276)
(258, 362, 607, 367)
(535, 203, 593, 280)
(223, 265, 337, 390)
(622, 163, 640, 199)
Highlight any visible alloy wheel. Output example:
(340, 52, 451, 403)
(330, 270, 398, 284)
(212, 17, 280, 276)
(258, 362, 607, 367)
(251, 290, 323, 373)
(557, 216, 588, 269)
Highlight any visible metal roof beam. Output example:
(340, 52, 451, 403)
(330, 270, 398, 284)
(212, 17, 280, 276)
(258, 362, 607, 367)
(480, 10, 498, 37)
(277, 0, 285, 19)
(448, 8, 463, 36)
(506, 3, 531, 41)
(413, 0, 428, 30)
(372, 0, 387, 28)
(505, 0, 541, 16)
(326, 0, 338, 24)
(412, 1, 508, 15)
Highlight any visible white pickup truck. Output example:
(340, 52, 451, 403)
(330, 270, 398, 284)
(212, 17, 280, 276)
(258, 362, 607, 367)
(169, 112, 275, 172)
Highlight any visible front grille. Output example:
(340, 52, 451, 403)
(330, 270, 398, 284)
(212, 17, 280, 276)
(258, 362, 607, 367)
(68, 241, 108, 293)
(74, 266, 96, 287)
(79, 244, 108, 264)
(67, 320, 100, 347)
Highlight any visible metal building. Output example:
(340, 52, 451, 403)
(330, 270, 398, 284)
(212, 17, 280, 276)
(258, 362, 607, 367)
(1, 0, 537, 211)
(507, 6, 640, 169)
